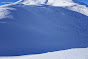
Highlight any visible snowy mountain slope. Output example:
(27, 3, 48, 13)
(0, 0, 88, 56)
(0, 48, 88, 59)
(0, 0, 88, 17)
(17, 0, 88, 16)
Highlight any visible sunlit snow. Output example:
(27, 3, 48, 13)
(0, 48, 88, 59)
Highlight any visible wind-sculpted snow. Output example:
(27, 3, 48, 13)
(0, 48, 88, 59)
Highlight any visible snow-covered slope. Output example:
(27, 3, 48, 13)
(0, 48, 88, 59)
(19, 0, 76, 6)
(18, 0, 88, 16)
(0, 0, 88, 56)
(0, 0, 88, 17)
(16, 0, 78, 6)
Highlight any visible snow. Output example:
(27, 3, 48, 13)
(0, 48, 88, 59)
(18, 0, 76, 6)
(0, 0, 88, 57)
(0, 0, 88, 17)
(20, 0, 76, 6)
(19, 0, 88, 16)
(46, 0, 76, 6)
(21, 0, 46, 5)
(0, 4, 88, 56)
(67, 5, 88, 16)
(0, 7, 14, 19)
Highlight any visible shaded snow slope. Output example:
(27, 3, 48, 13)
(0, 5, 88, 56)
(0, 48, 88, 59)
(0, 0, 88, 56)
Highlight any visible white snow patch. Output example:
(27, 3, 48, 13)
(67, 5, 88, 16)
(21, 0, 46, 5)
(46, 0, 88, 16)
(0, 48, 88, 59)
(0, 7, 15, 19)
(46, 0, 77, 6)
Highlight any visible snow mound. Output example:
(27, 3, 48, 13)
(0, 48, 88, 59)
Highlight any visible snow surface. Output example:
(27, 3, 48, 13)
(0, 0, 88, 58)
(0, 0, 88, 18)
(19, 0, 88, 16)
(0, 7, 14, 19)
(0, 48, 88, 59)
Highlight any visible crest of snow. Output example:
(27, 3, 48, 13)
(0, 0, 88, 18)
(46, 0, 88, 16)
(19, 0, 77, 6)
(19, 0, 88, 16)
(0, 48, 88, 59)
(67, 5, 88, 16)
